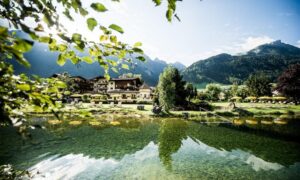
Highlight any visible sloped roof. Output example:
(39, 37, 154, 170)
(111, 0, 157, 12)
(140, 83, 150, 89)
(111, 77, 140, 81)
(89, 76, 106, 81)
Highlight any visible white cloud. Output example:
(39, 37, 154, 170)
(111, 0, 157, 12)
(296, 40, 300, 48)
(175, 36, 275, 66)
(236, 36, 274, 52)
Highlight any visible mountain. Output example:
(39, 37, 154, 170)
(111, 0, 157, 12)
(182, 40, 300, 85)
(10, 31, 177, 86)
(169, 62, 186, 71)
(248, 40, 300, 56)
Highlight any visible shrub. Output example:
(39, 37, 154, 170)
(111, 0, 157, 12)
(191, 99, 214, 111)
(82, 94, 91, 103)
(245, 96, 257, 102)
(231, 96, 242, 102)
(137, 101, 152, 104)
(258, 96, 272, 102)
(272, 96, 287, 101)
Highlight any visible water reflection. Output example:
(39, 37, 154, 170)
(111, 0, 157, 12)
(0, 117, 300, 179)
(28, 137, 300, 179)
(158, 119, 187, 170)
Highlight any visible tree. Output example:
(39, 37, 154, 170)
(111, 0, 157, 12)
(276, 64, 300, 104)
(157, 66, 188, 112)
(245, 72, 272, 97)
(157, 67, 176, 112)
(236, 86, 249, 99)
(230, 83, 239, 97)
(205, 84, 222, 101)
(0, 0, 185, 126)
(185, 83, 196, 103)
(173, 68, 187, 106)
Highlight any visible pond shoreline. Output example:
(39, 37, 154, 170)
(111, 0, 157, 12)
(23, 103, 300, 120)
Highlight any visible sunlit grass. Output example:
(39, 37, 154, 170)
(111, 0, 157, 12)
(47, 120, 62, 125)
(69, 121, 82, 126)
(110, 121, 121, 126)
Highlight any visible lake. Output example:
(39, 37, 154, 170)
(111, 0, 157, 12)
(0, 115, 300, 179)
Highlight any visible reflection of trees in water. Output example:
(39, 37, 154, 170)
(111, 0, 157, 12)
(158, 119, 188, 170)
(187, 122, 300, 166)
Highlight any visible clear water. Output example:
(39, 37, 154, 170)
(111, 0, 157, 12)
(0, 115, 300, 179)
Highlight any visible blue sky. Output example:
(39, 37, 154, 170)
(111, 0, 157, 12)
(93, 0, 300, 65)
(3, 0, 300, 66)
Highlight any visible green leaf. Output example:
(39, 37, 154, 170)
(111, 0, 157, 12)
(65, 51, 75, 59)
(98, 59, 109, 70)
(43, 14, 54, 27)
(55, 81, 67, 88)
(0, 26, 8, 36)
(39, 36, 51, 43)
(12, 50, 30, 67)
(71, 0, 79, 10)
(122, 64, 129, 70)
(58, 33, 71, 42)
(79, 7, 89, 16)
(118, 50, 127, 59)
(16, 84, 30, 91)
(134, 42, 142, 47)
(58, 44, 68, 52)
(63, 9, 74, 21)
(75, 43, 85, 51)
(137, 56, 146, 61)
(166, 9, 173, 22)
(104, 73, 110, 80)
(87, 18, 97, 31)
(107, 59, 117, 66)
(152, 0, 162, 6)
(71, 33, 84, 50)
(82, 56, 93, 64)
(29, 32, 39, 40)
(110, 35, 117, 43)
(71, 56, 80, 64)
(72, 33, 82, 42)
(100, 35, 108, 41)
(108, 24, 124, 34)
(132, 47, 144, 54)
(57, 54, 67, 66)
(91, 3, 108, 12)
(13, 39, 34, 52)
(111, 67, 118, 73)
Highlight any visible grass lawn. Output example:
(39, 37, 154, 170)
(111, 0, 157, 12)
(212, 102, 300, 115)
(24, 102, 300, 118)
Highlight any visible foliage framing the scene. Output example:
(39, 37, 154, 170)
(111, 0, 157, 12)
(0, 0, 184, 126)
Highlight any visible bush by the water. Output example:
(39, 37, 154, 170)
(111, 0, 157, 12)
(190, 99, 214, 111)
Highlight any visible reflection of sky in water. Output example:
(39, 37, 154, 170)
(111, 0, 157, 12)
(29, 137, 300, 179)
